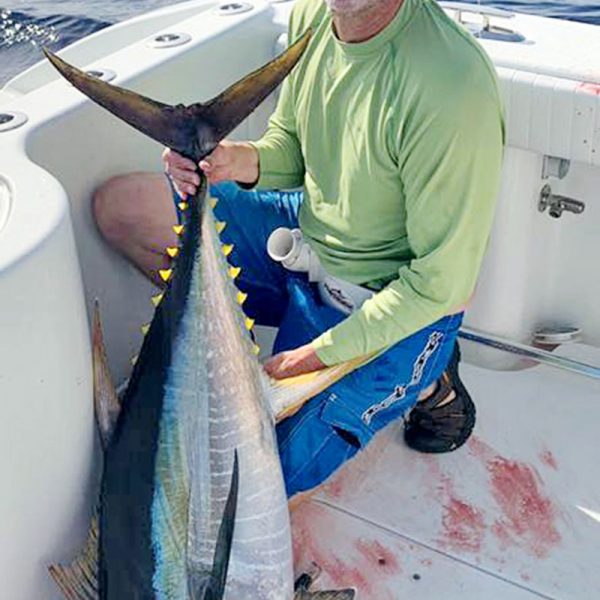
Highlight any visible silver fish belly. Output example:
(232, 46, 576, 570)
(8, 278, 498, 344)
(152, 202, 293, 599)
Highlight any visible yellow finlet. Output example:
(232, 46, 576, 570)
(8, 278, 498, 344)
(228, 266, 241, 280)
(237, 291, 248, 305)
(151, 293, 164, 307)
(216, 221, 227, 234)
(244, 317, 255, 331)
(166, 246, 179, 258)
(252, 344, 260, 356)
(178, 201, 189, 211)
(159, 269, 173, 282)
(222, 244, 234, 257)
(209, 197, 218, 209)
(130, 354, 139, 366)
(172, 224, 184, 236)
(141, 324, 150, 336)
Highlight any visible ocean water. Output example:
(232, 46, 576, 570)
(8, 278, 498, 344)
(0, 0, 599, 86)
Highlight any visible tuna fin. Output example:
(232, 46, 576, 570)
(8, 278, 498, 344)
(209, 450, 239, 596)
(48, 515, 99, 600)
(43, 29, 311, 162)
(92, 300, 121, 449)
(266, 355, 376, 423)
(190, 451, 239, 598)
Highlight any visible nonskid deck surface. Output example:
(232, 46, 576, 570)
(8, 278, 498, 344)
(291, 348, 600, 599)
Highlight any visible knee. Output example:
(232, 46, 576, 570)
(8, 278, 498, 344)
(92, 174, 139, 247)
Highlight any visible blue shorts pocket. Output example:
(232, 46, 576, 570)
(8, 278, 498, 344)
(319, 391, 374, 449)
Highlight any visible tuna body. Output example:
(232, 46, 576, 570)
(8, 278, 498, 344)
(100, 189, 293, 599)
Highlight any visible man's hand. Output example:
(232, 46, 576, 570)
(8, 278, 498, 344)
(263, 344, 326, 380)
(163, 141, 259, 198)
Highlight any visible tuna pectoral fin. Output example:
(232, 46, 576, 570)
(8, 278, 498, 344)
(191, 451, 239, 598)
(267, 355, 376, 423)
(211, 450, 239, 594)
(48, 516, 99, 600)
(44, 29, 311, 162)
(92, 300, 121, 448)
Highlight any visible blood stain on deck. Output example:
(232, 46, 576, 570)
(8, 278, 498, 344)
(292, 502, 402, 598)
(488, 456, 561, 558)
(539, 449, 558, 470)
(468, 436, 562, 558)
(440, 497, 486, 553)
(354, 538, 400, 575)
(292, 503, 372, 594)
(578, 81, 600, 96)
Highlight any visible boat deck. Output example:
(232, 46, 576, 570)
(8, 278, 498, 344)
(291, 345, 600, 599)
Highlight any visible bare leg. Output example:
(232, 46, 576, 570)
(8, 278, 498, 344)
(93, 172, 179, 287)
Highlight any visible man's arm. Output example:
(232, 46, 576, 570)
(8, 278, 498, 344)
(311, 76, 505, 366)
(247, 74, 305, 190)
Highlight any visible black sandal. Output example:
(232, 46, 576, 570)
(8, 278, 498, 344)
(403, 343, 476, 453)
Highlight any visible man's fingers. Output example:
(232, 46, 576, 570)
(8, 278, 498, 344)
(171, 152, 196, 171)
(163, 147, 197, 171)
(168, 167, 200, 186)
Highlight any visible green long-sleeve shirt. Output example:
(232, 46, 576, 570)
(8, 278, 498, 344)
(251, 0, 504, 365)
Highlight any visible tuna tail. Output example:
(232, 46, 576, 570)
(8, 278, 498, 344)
(191, 451, 239, 600)
(43, 29, 311, 163)
(92, 300, 121, 449)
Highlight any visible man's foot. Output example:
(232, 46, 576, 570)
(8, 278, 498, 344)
(404, 343, 476, 453)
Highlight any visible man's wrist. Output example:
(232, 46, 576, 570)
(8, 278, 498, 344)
(234, 142, 260, 187)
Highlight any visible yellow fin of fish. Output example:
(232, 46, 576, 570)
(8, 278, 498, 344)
(159, 269, 173, 282)
(151, 293, 164, 307)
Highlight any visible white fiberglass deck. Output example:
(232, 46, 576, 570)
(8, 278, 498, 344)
(292, 344, 600, 599)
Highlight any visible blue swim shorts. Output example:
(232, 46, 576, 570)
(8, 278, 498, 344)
(172, 180, 463, 497)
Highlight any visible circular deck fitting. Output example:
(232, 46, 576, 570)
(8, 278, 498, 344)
(147, 32, 191, 49)
(534, 326, 582, 346)
(85, 68, 116, 83)
(0, 111, 28, 133)
(215, 2, 253, 16)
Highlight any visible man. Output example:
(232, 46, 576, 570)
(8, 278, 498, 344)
(93, 0, 504, 499)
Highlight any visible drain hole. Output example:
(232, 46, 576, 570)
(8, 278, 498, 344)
(0, 111, 28, 132)
(148, 32, 191, 49)
(85, 68, 116, 83)
(216, 2, 253, 15)
(156, 33, 179, 43)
